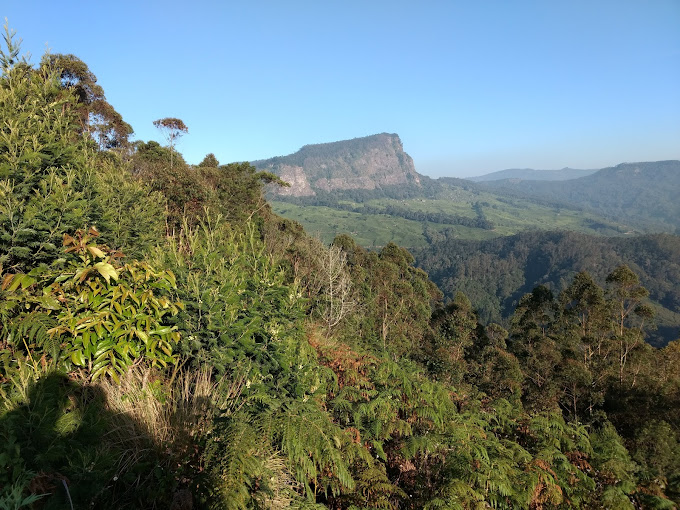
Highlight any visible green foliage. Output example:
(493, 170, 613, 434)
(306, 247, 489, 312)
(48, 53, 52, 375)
(152, 217, 311, 382)
(632, 421, 680, 503)
(83, 153, 166, 258)
(198, 152, 219, 167)
(2, 26, 676, 510)
(0, 62, 90, 270)
(148, 216, 368, 503)
(467, 326, 523, 404)
(333, 239, 441, 357)
(589, 423, 637, 509)
(426, 292, 478, 385)
(136, 145, 284, 232)
(2, 228, 181, 381)
(509, 286, 562, 413)
(416, 230, 680, 347)
(0, 19, 30, 74)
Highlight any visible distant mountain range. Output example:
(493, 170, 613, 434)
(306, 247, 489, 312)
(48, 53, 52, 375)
(469, 168, 597, 182)
(476, 160, 680, 231)
(253, 133, 421, 197)
(255, 133, 679, 233)
(260, 134, 680, 346)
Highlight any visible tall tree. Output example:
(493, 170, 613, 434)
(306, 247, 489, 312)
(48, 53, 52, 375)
(428, 292, 478, 385)
(509, 285, 561, 412)
(40, 53, 133, 148)
(556, 271, 612, 421)
(153, 117, 188, 168)
(0, 50, 90, 270)
(605, 265, 654, 386)
(198, 153, 219, 167)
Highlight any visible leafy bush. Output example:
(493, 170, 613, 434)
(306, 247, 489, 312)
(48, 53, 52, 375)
(1, 228, 182, 381)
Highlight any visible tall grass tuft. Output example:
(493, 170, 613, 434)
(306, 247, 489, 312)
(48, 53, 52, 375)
(98, 365, 248, 505)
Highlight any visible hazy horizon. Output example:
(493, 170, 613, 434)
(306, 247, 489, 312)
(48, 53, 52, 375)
(5, 2, 679, 179)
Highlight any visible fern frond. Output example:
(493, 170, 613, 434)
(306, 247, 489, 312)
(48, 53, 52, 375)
(275, 400, 355, 496)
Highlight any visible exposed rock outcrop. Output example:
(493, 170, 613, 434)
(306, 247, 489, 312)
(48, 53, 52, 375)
(253, 133, 422, 197)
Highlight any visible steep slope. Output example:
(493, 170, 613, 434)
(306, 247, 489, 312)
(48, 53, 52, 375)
(477, 161, 680, 231)
(470, 167, 597, 182)
(253, 133, 422, 196)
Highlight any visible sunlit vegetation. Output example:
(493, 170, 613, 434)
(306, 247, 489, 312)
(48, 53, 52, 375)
(271, 192, 629, 247)
(416, 230, 680, 347)
(1, 25, 678, 509)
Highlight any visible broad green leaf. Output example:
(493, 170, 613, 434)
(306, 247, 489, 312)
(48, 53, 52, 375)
(7, 274, 36, 292)
(112, 300, 123, 314)
(151, 326, 172, 336)
(94, 262, 118, 283)
(71, 350, 86, 366)
(94, 339, 115, 358)
(91, 365, 109, 381)
(37, 295, 61, 310)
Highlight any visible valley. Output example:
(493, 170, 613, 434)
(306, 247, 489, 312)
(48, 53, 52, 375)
(259, 134, 680, 346)
(271, 193, 630, 247)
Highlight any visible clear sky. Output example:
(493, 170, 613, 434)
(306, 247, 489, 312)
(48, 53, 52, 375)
(4, 1, 680, 177)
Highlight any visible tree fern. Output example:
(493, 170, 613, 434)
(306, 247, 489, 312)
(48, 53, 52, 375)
(203, 412, 271, 509)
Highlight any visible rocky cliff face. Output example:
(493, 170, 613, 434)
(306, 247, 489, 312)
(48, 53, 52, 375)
(253, 133, 422, 196)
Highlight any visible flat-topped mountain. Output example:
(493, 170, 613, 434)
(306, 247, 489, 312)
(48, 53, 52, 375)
(253, 133, 422, 196)
(469, 167, 597, 182)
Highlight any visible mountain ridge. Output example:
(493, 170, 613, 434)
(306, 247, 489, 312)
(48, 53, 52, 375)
(253, 133, 422, 196)
(476, 160, 680, 231)
(257, 132, 678, 234)
(469, 167, 597, 182)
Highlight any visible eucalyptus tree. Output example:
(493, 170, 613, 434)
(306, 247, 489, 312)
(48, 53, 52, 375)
(153, 117, 188, 168)
(605, 264, 654, 387)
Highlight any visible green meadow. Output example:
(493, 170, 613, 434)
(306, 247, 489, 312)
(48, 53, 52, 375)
(272, 192, 628, 248)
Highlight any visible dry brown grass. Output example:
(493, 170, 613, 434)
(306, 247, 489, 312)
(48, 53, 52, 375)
(98, 365, 247, 480)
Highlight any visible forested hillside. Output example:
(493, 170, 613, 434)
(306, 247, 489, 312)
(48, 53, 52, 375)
(415, 230, 680, 347)
(1, 27, 679, 509)
(477, 161, 680, 232)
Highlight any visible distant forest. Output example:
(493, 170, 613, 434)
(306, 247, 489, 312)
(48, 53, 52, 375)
(477, 161, 680, 233)
(415, 230, 680, 347)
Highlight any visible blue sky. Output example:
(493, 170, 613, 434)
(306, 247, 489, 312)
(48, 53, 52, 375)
(5, 1, 680, 177)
